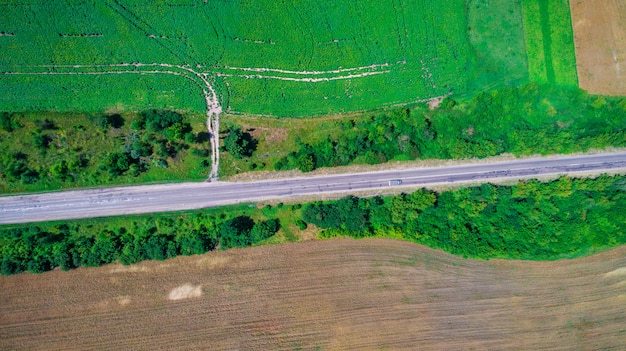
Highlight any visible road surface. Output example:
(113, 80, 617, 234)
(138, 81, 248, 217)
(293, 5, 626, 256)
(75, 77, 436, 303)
(2, 152, 626, 224)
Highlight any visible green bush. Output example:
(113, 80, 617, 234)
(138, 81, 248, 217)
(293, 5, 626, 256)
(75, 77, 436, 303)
(306, 175, 626, 260)
(223, 126, 257, 159)
(104, 152, 133, 176)
(0, 112, 18, 132)
(97, 113, 124, 130)
(141, 110, 184, 133)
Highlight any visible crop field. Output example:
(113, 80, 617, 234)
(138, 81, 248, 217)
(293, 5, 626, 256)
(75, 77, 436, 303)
(1, 239, 625, 350)
(570, 0, 626, 96)
(521, 0, 578, 86)
(0, 0, 537, 117)
(0, 72, 207, 112)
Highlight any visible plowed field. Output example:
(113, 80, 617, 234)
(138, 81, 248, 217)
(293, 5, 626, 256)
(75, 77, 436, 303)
(1, 239, 625, 350)
(571, 0, 626, 95)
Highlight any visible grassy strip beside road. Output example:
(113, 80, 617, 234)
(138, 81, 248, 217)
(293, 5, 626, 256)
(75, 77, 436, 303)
(0, 201, 301, 275)
(222, 84, 626, 176)
(2, 175, 625, 275)
(0, 110, 211, 194)
(307, 175, 626, 260)
(2, 84, 625, 192)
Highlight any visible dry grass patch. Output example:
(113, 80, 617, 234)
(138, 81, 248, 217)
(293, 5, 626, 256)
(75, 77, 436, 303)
(571, 0, 626, 95)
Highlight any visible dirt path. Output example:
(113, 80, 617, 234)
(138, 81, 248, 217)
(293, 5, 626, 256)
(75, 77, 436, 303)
(1, 239, 625, 350)
(216, 70, 387, 82)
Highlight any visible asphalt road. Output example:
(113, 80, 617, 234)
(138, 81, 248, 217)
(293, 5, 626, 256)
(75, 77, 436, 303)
(2, 152, 626, 224)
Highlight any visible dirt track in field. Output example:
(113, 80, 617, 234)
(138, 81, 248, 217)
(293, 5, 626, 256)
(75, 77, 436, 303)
(571, 0, 626, 95)
(1, 239, 625, 350)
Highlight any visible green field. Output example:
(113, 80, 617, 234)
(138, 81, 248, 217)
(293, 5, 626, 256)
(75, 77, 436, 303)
(0, 0, 542, 116)
(0, 73, 207, 112)
(521, 0, 578, 86)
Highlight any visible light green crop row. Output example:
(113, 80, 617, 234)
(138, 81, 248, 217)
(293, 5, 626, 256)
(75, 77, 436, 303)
(521, 0, 578, 86)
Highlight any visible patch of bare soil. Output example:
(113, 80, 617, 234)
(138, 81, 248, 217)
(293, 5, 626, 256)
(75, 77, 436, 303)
(247, 125, 288, 144)
(1, 239, 625, 350)
(168, 284, 202, 301)
(571, 0, 626, 95)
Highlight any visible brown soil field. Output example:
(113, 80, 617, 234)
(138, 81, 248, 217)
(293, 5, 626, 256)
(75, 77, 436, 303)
(1, 239, 626, 350)
(571, 0, 626, 95)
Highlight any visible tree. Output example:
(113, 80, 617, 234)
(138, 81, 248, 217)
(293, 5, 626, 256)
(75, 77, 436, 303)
(250, 219, 280, 243)
(336, 196, 368, 232)
(32, 133, 50, 150)
(37, 119, 56, 130)
(1, 256, 22, 275)
(165, 122, 191, 141)
(295, 219, 308, 230)
(0, 112, 18, 132)
(297, 153, 315, 172)
(178, 229, 216, 255)
(50, 160, 69, 180)
(219, 216, 255, 249)
(97, 113, 124, 130)
(223, 126, 257, 159)
(105, 152, 132, 176)
(130, 139, 152, 159)
(141, 110, 184, 133)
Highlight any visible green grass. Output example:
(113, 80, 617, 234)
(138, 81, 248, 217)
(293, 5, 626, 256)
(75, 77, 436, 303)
(466, 0, 529, 91)
(521, 0, 578, 86)
(0, 71, 207, 113)
(0, 0, 531, 116)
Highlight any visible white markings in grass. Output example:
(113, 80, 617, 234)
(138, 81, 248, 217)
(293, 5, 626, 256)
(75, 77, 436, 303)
(221, 62, 389, 75)
(217, 70, 387, 82)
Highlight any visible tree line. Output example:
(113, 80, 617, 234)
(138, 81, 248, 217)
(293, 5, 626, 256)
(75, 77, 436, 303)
(0, 212, 279, 276)
(302, 175, 626, 259)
